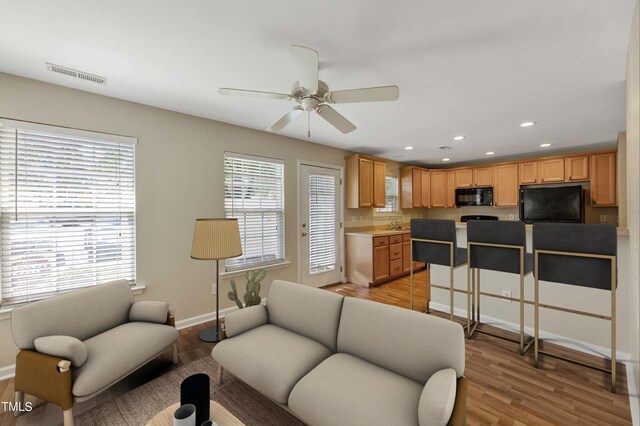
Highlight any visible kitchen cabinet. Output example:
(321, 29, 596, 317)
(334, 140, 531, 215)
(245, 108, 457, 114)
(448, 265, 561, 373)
(446, 171, 456, 208)
(519, 161, 539, 184)
(539, 158, 565, 183)
(400, 167, 430, 208)
(565, 156, 589, 181)
(345, 154, 386, 208)
(590, 152, 617, 206)
(430, 171, 447, 208)
(420, 170, 431, 208)
(473, 166, 493, 186)
(454, 169, 473, 188)
(494, 164, 519, 207)
(346, 232, 425, 287)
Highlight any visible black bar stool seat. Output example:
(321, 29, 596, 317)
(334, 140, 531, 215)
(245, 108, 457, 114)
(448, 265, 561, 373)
(532, 223, 617, 393)
(410, 219, 468, 322)
(466, 220, 533, 354)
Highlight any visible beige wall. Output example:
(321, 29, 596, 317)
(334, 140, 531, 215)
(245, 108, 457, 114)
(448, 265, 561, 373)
(626, 0, 640, 412)
(0, 72, 352, 369)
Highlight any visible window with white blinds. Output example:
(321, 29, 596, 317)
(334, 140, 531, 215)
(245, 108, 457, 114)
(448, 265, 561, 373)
(308, 174, 337, 274)
(376, 176, 399, 213)
(224, 153, 284, 270)
(0, 119, 136, 306)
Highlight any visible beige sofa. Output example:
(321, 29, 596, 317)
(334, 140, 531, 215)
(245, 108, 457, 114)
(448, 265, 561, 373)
(11, 280, 179, 426)
(213, 280, 466, 426)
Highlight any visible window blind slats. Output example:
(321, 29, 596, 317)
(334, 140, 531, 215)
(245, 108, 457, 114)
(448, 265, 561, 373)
(224, 153, 284, 270)
(376, 176, 399, 213)
(0, 125, 136, 305)
(308, 174, 336, 275)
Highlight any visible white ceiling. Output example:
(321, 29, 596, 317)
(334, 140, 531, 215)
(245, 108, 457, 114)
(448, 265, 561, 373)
(0, 0, 635, 164)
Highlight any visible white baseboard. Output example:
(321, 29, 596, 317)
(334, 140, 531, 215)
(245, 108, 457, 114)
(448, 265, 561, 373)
(429, 302, 631, 360)
(0, 363, 15, 381)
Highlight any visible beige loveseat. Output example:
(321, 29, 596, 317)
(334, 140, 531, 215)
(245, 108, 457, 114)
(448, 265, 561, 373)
(11, 280, 179, 426)
(213, 280, 466, 426)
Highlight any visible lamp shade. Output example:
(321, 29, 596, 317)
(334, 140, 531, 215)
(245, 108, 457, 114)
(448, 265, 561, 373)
(191, 218, 243, 260)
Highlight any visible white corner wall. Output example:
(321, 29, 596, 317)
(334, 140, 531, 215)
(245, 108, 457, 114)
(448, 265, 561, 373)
(0, 72, 352, 369)
(626, 0, 640, 419)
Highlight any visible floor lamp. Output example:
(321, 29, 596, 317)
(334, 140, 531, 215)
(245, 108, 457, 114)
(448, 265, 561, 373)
(191, 218, 242, 343)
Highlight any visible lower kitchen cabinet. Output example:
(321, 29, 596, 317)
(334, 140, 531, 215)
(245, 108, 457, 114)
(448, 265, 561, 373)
(346, 232, 425, 287)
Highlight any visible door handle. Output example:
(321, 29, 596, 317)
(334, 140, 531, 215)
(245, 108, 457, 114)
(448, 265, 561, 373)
(302, 232, 308, 236)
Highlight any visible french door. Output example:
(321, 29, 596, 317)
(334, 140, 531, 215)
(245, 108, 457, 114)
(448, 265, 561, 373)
(299, 164, 342, 287)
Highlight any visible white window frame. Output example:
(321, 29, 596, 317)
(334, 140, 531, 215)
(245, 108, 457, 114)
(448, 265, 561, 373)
(224, 152, 285, 272)
(375, 175, 399, 214)
(0, 118, 137, 306)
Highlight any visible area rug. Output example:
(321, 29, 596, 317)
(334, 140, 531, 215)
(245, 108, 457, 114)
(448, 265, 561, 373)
(74, 356, 305, 426)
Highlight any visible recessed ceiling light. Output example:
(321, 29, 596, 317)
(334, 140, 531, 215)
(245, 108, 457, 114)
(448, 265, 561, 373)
(540, 143, 551, 148)
(520, 121, 536, 127)
(453, 136, 465, 141)
(405, 146, 414, 150)
(442, 158, 451, 162)
(486, 151, 495, 155)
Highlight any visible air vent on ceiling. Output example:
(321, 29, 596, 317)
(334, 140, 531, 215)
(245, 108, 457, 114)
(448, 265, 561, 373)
(45, 62, 107, 85)
(438, 146, 453, 151)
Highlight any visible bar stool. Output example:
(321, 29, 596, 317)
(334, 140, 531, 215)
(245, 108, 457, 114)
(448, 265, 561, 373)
(410, 219, 468, 321)
(532, 223, 617, 392)
(466, 220, 533, 353)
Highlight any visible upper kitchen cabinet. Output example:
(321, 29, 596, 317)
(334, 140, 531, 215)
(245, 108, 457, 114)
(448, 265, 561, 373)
(400, 166, 430, 208)
(519, 161, 539, 184)
(538, 158, 565, 183)
(565, 156, 589, 181)
(473, 166, 493, 186)
(345, 154, 386, 208)
(430, 171, 447, 208)
(494, 164, 519, 207)
(454, 169, 473, 188)
(446, 171, 456, 208)
(590, 152, 617, 206)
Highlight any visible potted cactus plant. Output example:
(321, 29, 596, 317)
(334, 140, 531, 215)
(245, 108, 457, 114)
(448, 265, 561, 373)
(228, 269, 266, 309)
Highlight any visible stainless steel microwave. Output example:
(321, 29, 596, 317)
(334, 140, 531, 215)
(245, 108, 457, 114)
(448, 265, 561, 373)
(455, 187, 493, 207)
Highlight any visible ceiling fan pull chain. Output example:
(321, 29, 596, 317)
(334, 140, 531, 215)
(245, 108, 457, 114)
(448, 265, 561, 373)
(308, 111, 311, 138)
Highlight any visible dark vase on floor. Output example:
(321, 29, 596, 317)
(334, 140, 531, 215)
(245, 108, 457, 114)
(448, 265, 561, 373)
(180, 374, 210, 425)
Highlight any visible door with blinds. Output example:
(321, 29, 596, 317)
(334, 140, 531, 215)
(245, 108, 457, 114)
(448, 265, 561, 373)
(299, 164, 342, 287)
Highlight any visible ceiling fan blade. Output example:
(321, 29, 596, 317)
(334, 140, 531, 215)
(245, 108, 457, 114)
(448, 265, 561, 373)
(267, 106, 304, 132)
(316, 105, 356, 134)
(324, 85, 399, 104)
(291, 45, 319, 93)
(219, 88, 291, 100)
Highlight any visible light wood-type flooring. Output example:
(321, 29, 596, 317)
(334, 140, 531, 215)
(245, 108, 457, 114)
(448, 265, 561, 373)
(0, 270, 633, 425)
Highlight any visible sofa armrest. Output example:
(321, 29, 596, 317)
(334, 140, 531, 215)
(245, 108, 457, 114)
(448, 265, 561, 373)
(224, 304, 268, 338)
(418, 368, 461, 426)
(129, 300, 169, 324)
(14, 349, 73, 411)
(448, 376, 467, 426)
(34, 335, 88, 367)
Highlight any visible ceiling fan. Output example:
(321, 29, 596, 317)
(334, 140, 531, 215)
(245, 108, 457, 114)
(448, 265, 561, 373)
(219, 45, 400, 134)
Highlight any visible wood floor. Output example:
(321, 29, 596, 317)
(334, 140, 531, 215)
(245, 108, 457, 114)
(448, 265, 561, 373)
(0, 270, 632, 425)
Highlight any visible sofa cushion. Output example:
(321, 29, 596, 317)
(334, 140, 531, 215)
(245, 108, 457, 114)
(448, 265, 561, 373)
(72, 322, 178, 397)
(34, 335, 88, 367)
(212, 324, 332, 404)
(129, 300, 169, 324)
(289, 353, 423, 426)
(12, 280, 134, 349)
(337, 297, 465, 384)
(266, 280, 344, 352)
(418, 368, 457, 426)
